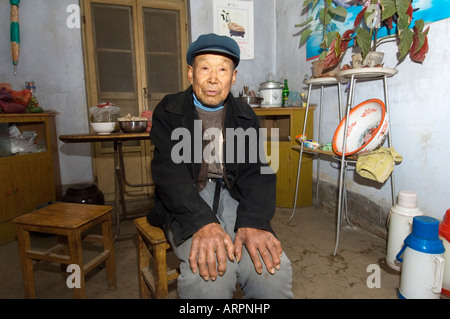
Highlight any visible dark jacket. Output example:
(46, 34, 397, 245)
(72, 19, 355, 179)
(147, 86, 277, 244)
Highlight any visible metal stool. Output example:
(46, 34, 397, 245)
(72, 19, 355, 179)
(134, 216, 179, 299)
(13, 202, 116, 298)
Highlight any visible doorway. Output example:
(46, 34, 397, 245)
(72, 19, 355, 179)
(81, 0, 189, 201)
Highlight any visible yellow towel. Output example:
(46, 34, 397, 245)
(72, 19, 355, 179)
(356, 147, 403, 183)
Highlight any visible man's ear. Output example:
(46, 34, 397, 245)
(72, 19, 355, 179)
(187, 65, 194, 84)
(231, 69, 237, 87)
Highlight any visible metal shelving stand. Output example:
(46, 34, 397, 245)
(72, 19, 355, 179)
(291, 77, 343, 220)
(291, 67, 398, 256)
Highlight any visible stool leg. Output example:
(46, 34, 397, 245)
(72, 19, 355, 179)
(67, 231, 86, 299)
(102, 216, 116, 290)
(153, 244, 168, 299)
(136, 232, 151, 298)
(57, 235, 69, 275)
(16, 226, 35, 298)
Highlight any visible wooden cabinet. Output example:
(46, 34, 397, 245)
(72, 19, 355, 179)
(254, 107, 314, 208)
(81, 0, 188, 202)
(0, 113, 61, 245)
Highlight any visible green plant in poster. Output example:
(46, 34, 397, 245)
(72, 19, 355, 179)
(323, 0, 430, 69)
(296, 0, 348, 60)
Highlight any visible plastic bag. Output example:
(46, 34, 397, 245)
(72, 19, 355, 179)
(0, 87, 28, 113)
(89, 102, 120, 122)
(285, 91, 302, 107)
(140, 111, 153, 132)
(9, 125, 45, 154)
(11, 89, 32, 106)
(0, 99, 26, 113)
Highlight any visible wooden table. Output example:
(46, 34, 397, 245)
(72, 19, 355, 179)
(59, 132, 152, 240)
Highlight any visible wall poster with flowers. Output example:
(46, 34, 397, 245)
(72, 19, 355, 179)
(306, 0, 450, 61)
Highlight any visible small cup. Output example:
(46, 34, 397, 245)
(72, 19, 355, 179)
(352, 53, 363, 68)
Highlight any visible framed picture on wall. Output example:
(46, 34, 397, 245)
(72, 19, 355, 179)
(213, 0, 254, 60)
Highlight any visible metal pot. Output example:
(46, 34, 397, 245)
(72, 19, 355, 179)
(63, 183, 105, 205)
(259, 81, 283, 108)
(237, 96, 263, 108)
(119, 120, 148, 133)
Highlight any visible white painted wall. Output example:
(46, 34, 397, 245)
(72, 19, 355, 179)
(276, 0, 450, 220)
(0, 0, 93, 186)
(0, 0, 448, 221)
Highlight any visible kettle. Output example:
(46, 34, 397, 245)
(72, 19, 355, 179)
(396, 216, 445, 299)
(439, 209, 450, 297)
(386, 191, 423, 271)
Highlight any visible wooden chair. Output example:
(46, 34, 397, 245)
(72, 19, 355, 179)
(134, 216, 179, 298)
(13, 202, 116, 299)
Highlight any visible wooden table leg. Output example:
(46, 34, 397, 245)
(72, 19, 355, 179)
(102, 215, 116, 290)
(16, 226, 35, 298)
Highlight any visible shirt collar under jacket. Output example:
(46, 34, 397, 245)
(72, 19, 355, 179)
(192, 93, 224, 112)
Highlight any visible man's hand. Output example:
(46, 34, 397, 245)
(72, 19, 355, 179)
(189, 223, 235, 281)
(234, 228, 283, 275)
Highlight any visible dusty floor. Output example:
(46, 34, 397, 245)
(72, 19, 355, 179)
(0, 205, 402, 299)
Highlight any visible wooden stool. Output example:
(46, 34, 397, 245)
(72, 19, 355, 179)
(134, 216, 179, 299)
(13, 202, 116, 299)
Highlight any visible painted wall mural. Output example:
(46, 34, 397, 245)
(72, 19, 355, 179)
(306, 0, 450, 60)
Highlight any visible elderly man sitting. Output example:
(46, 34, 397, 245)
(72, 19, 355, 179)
(147, 33, 293, 299)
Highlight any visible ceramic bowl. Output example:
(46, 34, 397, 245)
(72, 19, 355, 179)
(91, 122, 116, 135)
(332, 99, 389, 156)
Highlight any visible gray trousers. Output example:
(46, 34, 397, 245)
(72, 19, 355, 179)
(167, 180, 294, 299)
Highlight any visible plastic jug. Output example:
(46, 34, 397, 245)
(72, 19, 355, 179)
(396, 216, 445, 299)
(386, 191, 423, 271)
(439, 209, 450, 297)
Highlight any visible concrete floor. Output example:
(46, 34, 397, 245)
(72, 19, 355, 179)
(0, 205, 402, 299)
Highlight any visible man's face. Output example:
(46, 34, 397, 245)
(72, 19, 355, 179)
(188, 53, 237, 107)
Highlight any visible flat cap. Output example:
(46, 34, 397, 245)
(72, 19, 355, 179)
(186, 33, 240, 68)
